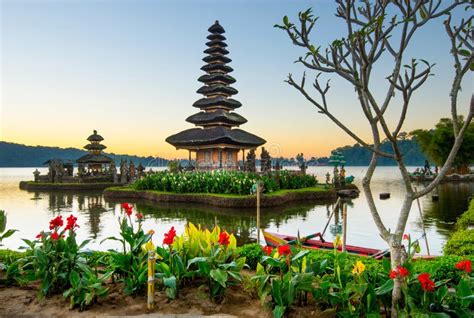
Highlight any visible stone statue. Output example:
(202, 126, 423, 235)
(296, 153, 307, 175)
(325, 172, 331, 185)
(120, 159, 127, 184)
(245, 149, 256, 172)
(33, 169, 40, 182)
(260, 147, 272, 173)
(333, 166, 339, 187)
(275, 159, 281, 171)
(137, 163, 145, 178)
(109, 161, 117, 183)
(339, 165, 346, 186)
(129, 160, 136, 182)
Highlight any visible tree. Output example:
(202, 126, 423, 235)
(412, 117, 474, 173)
(276, 1, 472, 315)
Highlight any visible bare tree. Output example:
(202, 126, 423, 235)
(276, 0, 473, 315)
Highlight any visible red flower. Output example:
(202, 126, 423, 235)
(36, 233, 44, 239)
(136, 213, 143, 220)
(65, 214, 79, 231)
(263, 245, 273, 256)
(397, 266, 409, 278)
(218, 231, 230, 246)
(455, 260, 472, 273)
(418, 273, 435, 292)
(403, 234, 410, 240)
(50, 232, 59, 240)
(49, 215, 63, 230)
(389, 266, 409, 279)
(389, 269, 398, 279)
(163, 226, 177, 245)
(121, 202, 133, 217)
(277, 245, 291, 256)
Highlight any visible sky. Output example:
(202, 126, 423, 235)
(1, 0, 472, 160)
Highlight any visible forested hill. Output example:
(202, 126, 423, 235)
(325, 139, 426, 166)
(0, 141, 168, 167)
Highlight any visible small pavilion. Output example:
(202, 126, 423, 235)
(76, 130, 114, 174)
(166, 21, 265, 170)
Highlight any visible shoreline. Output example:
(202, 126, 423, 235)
(103, 186, 341, 208)
(19, 181, 123, 191)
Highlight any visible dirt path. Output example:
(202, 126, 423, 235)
(0, 282, 335, 317)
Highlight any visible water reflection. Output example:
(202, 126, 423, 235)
(1, 167, 472, 254)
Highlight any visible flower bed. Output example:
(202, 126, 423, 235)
(1, 203, 473, 317)
(133, 170, 319, 195)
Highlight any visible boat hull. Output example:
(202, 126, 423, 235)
(263, 231, 386, 259)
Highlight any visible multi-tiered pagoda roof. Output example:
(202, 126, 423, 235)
(166, 21, 265, 149)
(76, 130, 113, 164)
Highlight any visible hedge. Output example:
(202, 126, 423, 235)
(443, 199, 474, 256)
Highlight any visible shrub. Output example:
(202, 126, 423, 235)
(236, 243, 264, 269)
(455, 200, 474, 231)
(133, 170, 318, 195)
(443, 229, 474, 257)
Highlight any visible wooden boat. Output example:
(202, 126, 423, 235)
(263, 230, 388, 259)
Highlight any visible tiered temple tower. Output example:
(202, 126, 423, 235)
(76, 130, 113, 173)
(166, 21, 265, 169)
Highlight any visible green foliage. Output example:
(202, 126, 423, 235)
(63, 265, 110, 311)
(167, 160, 181, 173)
(0, 249, 25, 264)
(187, 246, 246, 303)
(101, 204, 152, 295)
(154, 223, 242, 302)
(444, 201, 474, 257)
(0, 210, 17, 246)
(133, 170, 318, 195)
(7, 214, 108, 310)
(411, 117, 474, 169)
(455, 200, 474, 231)
(443, 230, 474, 257)
(236, 243, 264, 270)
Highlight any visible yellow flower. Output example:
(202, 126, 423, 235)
(352, 260, 366, 275)
(144, 240, 155, 252)
(333, 234, 342, 248)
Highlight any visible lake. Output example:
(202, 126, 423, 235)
(0, 167, 472, 255)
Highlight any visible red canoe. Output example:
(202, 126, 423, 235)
(263, 230, 388, 259)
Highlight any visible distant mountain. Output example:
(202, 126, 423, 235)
(321, 139, 427, 166)
(270, 139, 426, 167)
(0, 141, 169, 167)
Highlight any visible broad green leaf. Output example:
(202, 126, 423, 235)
(70, 270, 80, 288)
(210, 269, 228, 288)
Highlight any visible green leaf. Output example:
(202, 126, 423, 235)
(0, 229, 17, 240)
(210, 269, 228, 288)
(291, 250, 310, 263)
(459, 49, 470, 57)
(70, 270, 80, 289)
(163, 276, 177, 299)
(283, 16, 289, 26)
(271, 279, 283, 306)
(375, 279, 394, 295)
(187, 257, 207, 269)
(273, 305, 286, 318)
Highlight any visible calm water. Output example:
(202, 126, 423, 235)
(0, 167, 472, 255)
